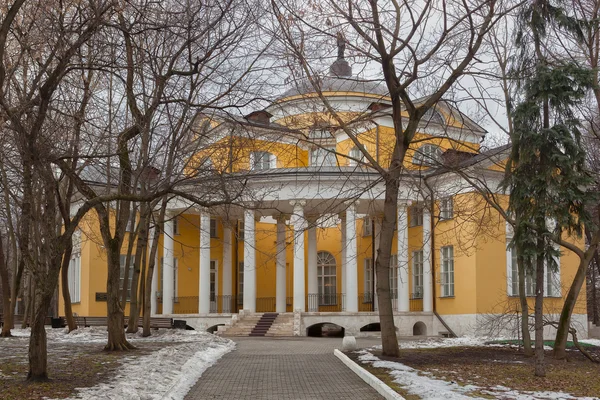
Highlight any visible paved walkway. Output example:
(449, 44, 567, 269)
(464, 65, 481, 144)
(185, 337, 384, 400)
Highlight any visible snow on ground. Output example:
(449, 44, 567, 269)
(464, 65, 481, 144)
(357, 348, 598, 400)
(9, 327, 234, 400)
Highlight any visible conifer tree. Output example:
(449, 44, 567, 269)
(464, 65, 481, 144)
(505, 0, 594, 377)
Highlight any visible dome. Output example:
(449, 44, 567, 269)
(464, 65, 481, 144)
(277, 32, 389, 100)
(278, 76, 389, 99)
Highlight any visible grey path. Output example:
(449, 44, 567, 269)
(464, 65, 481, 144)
(185, 337, 384, 400)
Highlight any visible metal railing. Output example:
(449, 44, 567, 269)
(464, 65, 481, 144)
(307, 293, 345, 312)
(159, 293, 425, 314)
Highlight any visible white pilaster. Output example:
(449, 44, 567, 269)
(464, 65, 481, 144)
(307, 217, 318, 311)
(340, 215, 346, 310)
(276, 216, 287, 313)
(423, 207, 433, 312)
(397, 203, 410, 312)
(162, 216, 175, 314)
(149, 226, 158, 315)
(199, 211, 211, 314)
(222, 224, 232, 312)
(345, 202, 358, 312)
(243, 209, 256, 312)
(291, 201, 306, 312)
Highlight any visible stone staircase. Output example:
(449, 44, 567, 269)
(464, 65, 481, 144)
(250, 313, 278, 337)
(217, 313, 294, 337)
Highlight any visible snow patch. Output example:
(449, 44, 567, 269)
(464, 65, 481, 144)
(357, 349, 597, 400)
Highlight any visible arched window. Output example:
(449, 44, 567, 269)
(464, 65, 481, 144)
(422, 108, 445, 125)
(317, 251, 337, 305)
(412, 144, 442, 167)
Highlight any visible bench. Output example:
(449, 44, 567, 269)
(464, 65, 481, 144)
(135, 317, 174, 329)
(72, 316, 175, 329)
(74, 316, 108, 327)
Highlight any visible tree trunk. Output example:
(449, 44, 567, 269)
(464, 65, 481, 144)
(60, 241, 77, 332)
(553, 253, 591, 359)
(127, 211, 149, 333)
(0, 236, 12, 337)
(143, 214, 162, 337)
(27, 289, 51, 381)
(106, 244, 134, 351)
(592, 257, 599, 325)
(534, 240, 546, 377)
(517, 253, 533, 356)
(22, 275, 33, 328)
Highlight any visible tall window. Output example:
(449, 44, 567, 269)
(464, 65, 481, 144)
(210, 260, 218, 302)
(237, 261, 244, 304)
(412, 250, 423, 298)
(348, 146, 364, 166)
(409, 205, 423, 227)
(440, 246, 454, 297)
(547, 262, 561, 297)
(173, 216, 179, 235)
(120, 255, 135, 301)
(507, 245, 519, 296)
(364, 258, 373, 294)
(317, 251, 337, 305)
(389, 254, 398, 300)
(210, 218, 218, 238)
(310, 147, 337, 167)
(439, 197, 453, 220)
(68, 256, 81, 303)
(250, 151, 275, 170)
(362, 216, 373, 236)
(237, 221, 245, 241)
(413, 144, 442, 166)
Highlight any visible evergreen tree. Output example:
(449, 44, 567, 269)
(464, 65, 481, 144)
(505, 0, 594, 377)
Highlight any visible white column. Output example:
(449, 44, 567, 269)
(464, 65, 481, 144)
(291, 201, 306, 312)
(276, 216, 287, 313)
(340, 215, 346, 310)
(149, 226, 158, 315)
(345, 202, 358, 312)
(222, 223, 232, 312)
(199, 211, 211, 314)
(423, 207, 433, 312)
(397, 203, 410, 312)
(162, 216, 175, 314)
(243, 209, 256, 312)
(307, 217, 318, 311)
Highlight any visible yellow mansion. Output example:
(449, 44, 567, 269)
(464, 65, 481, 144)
(59, 52, 588, 338)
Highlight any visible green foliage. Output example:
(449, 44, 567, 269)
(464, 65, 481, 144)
(505, 0, 596, 275)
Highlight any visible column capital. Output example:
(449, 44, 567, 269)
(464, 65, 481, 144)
(290, 200, 307, 208)
(397, 200, 412, 208)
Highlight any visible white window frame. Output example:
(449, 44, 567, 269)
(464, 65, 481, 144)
(210, 218, 218, 238)
(250, 151, 276, 170)
(389, 254, 398, 300)
(120, 255, 135, 301)
(68, 256, 81, 303)
(210, 260, 218, 302)
(409, 205, 423, 227)
(173, 216, 180, 235)
(317, 251, 337, 305)
(362, 216, 373, 236)
(237, 261, 244, 304)
(439, 197, 453, 220)
(310, 146, 337, 167)
(412, 250, 424, 298)
(364, 258, 373, 294)
(440, 246, 454, 297)
(413, 144, 442, 166)
(348, 146, 364, 166)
